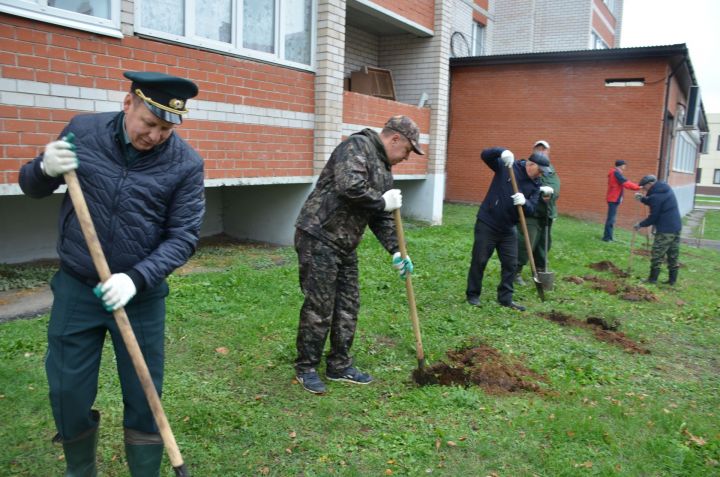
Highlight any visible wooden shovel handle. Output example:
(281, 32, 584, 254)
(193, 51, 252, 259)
(509, 165, 545, 301)
(64, 170, 188, 476)
(393, 209, 425, 367)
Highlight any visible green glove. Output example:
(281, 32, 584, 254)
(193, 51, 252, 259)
(392, 252, 414, 279)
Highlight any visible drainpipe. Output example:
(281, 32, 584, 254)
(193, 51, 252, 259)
(658, 57, 687, 181)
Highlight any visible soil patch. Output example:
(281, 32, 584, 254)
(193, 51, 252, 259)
(589, 260, 629, 278)
(412, 341, 548, 395)
(538, 311, 650, 354)
(564, 274, 658, 302)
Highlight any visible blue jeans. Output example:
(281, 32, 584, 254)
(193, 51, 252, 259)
(603, 201, 619, 241)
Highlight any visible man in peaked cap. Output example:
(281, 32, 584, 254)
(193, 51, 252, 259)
(293, 115, 422, 394)
(19, 71, 205, 476)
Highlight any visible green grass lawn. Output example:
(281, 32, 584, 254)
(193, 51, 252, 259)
(695, 194, 720, 207)
(2, 204, 719, 476)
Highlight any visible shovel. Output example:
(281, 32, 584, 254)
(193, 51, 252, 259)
(627, 227, 637, 274)
(509, 167, 545, 302)
(393, 209, 426, 371)
(537, 214, 554, 291)
(63, 134, 189, 476)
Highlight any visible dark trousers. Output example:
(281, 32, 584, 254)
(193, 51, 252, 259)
(294, 229, 360, 374)
(517, 216, 552, 272)
(603, 201, 620, 241)
(47, 269, 168, 440)
(466, 220, 517, 305)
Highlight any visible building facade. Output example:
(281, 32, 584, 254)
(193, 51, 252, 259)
(697, 113, 720, 195)
(446, 45, 707, 230)
(0, 0, 624, 263)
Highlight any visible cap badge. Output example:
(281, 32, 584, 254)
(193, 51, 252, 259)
(169, 98, 185, 110)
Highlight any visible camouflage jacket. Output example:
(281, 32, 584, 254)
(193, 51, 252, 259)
(295, 128, 399, 254)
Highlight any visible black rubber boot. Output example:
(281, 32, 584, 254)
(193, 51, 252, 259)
(665, 269, 678, 285)
(58, 410, 100, 477)
(645, 268, 660, 284)
(125, 428, 164, 477)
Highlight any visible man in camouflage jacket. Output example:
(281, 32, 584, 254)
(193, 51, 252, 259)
(293, 115, 424, 394)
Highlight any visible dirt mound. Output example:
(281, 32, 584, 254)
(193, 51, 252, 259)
(566, 274, 658, 302)
(589, 261, 629, 278)
(412, 342, 548, 394)
(538, 311, 650, 354)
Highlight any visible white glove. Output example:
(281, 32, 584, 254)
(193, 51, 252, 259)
(392, 252, 414, 279)
(94, 273, 137, 311)
(634, 192, 643, 201)
(511, 192, 526, 206)
(539, 186, 554, 196)
(500, 150, 514, 168)
(41, 138, 78, 177)
(382, 189, 402, 212)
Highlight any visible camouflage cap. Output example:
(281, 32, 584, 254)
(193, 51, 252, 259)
(384, 115, 424, 155)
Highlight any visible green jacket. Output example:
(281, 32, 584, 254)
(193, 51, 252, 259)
(533, 169, 561, 219)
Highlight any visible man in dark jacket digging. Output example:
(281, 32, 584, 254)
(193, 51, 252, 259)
(466, 148, 549, 311)
(19, 71, 205, 476)
(515, 141, 560, 285)
(293, 115, 421, 394)
(633, 175, 682, 285)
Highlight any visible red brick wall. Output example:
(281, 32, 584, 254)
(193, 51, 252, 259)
(343, 91, 430, 175)
(370, 0, 434, 31)
(447, 59, 670, 229)
(0, 14, 315, 184)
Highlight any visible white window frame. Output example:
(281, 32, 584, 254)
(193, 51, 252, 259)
(590, 31, 609, 50)
(134, 0, 316, 71)
(672, 131, 697, 174)
(0, 0, 122, 38)
(472, 22, 485, 56)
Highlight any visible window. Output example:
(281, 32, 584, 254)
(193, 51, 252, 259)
(136, 0, 315, 69)
(717, 134, 720, 151)
(606, 78, 645, 87)
(672, 132, 697, 173)
(714, 169, 720, 185)
(0, 0, 121, 37)
(591, 31, 609, 49)
(472, 22, 485, 56)
(603, 0, 615, 13)
(696, 168, 702, 183)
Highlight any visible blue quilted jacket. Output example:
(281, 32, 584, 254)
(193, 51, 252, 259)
(19, 112, 205, 289)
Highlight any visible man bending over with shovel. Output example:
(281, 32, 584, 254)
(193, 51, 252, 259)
(19, 71, 204, 476)
(633, 174, 682, 285)
(466, 148, 549, 311)
(293, 116, 422, 394)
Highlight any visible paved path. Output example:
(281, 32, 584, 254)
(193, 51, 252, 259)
(681, 208, 720, 251)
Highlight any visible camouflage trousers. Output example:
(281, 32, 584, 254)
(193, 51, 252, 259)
(650, 232, 680, 272)
(294, 229, 360, 374)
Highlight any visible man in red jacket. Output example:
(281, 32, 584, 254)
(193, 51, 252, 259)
(602, 160, 641, 242)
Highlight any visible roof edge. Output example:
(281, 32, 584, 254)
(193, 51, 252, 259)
(450, 44, 689, 67)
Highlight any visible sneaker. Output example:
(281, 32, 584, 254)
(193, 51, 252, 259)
(326, 366, 373, 384)
(296, 371, 327, 394)
(514, 275, 526, 286)
(500, 301, 526, 312)
(466, 295, 481, 306)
